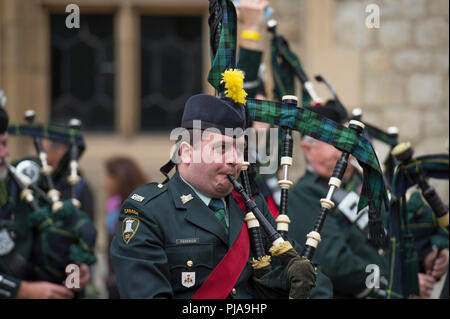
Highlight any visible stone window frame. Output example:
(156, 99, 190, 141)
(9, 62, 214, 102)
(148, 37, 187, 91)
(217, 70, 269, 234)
(42, 0, 212, 138)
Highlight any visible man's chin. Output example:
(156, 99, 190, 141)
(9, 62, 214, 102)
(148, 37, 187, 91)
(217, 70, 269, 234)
(214, 181, 234, 198)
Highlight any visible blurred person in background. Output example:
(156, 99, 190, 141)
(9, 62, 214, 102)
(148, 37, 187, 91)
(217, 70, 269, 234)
(104, 156, 148, 298)
(41, 138, 95, 221)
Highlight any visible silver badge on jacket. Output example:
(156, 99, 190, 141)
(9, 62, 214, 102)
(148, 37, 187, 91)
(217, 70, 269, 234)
(0, 228, 15, 256)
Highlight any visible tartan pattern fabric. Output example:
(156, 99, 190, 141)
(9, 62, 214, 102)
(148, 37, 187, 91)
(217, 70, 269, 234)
(359, 122, 399, 188)
(391, 154, 449, 197)
(364, 123, 398, 147)
(271, 33, 312, 107)
(28, 200, 97, 282)
(246, 97, 389, 217)
(7, 123, 85, 153)
(387, 154, 449, 299)
(207, 0, 237, 91)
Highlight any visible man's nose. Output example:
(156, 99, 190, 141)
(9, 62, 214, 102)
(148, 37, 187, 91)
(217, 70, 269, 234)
(0, 146, 9, 159)
(225, 146, 243, 164)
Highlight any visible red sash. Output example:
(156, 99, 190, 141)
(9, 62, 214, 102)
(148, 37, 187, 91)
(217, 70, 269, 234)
(266, 195, 279, 218)
(192, 191, 250, 299)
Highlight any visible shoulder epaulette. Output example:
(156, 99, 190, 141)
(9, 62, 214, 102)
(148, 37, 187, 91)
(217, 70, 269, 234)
(127, 182, 168, 206)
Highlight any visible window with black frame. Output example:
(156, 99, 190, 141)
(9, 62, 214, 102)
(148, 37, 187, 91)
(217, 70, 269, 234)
(50, 14, 115, 131)
(141, 15, 202, 132)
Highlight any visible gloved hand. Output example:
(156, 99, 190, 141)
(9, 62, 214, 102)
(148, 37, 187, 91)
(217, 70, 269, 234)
(277, 247, 317, 299)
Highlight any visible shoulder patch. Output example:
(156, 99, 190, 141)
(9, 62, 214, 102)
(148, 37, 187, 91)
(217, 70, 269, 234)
(122, 217, 140, 244)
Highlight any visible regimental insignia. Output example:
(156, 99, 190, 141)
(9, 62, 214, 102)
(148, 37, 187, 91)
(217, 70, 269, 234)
(131, 194, 144, 202)
(181, 272, 195, 288)
(180, 194, 194, 204)
(0, 229, 15, 256)
(122, 217, 140, 244)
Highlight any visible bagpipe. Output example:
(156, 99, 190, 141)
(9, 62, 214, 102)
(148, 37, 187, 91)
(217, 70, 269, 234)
(339, 95, 449, 298)
(6, 109, 97, 283)
(266, 19, 323, 107)
(208, 0, 389, 298)
(386, 140, 449, 298)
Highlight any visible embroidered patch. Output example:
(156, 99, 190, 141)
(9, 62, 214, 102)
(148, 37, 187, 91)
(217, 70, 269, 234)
(0, 229, 15, 256)
(124, 208, 140, 216)
(182, 272, 195, 288)
(131, 194, 144, 202)
(122, 217, 140, 244)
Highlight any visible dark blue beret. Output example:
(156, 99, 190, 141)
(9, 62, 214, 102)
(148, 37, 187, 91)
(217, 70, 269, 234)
(181, 94, 247, 135)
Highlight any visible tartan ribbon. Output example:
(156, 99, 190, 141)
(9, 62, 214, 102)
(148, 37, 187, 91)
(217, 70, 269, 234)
(207, 0, 237, 91)
(360, 122, 398, 188)
(387, 154, 449, 299)
(391, 154, 449, 198)
(246, 97, 389, 217)
(364, 123, 398, 147)
(7, 123, 85, 153)
(270, 30, 311, 107)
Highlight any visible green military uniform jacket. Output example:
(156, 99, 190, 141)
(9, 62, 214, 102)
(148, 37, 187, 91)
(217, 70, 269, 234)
(288, 170, 389, 298)
(0, 177, 34, 298)
(111, 171, 333, 299)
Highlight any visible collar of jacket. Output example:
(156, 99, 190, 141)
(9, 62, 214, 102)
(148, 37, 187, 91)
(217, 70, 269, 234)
(167, 172, 246, 248)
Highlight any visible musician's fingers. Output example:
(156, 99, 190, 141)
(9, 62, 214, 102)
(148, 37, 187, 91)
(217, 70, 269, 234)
(421, 289, 431, 298)
(433, 264, 448, 275)
(418, 273, 435, 296)
(49, 284, 74, 299)
(422, 276, 436, 289)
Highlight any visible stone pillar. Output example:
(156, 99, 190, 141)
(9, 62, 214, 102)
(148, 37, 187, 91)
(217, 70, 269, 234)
(116, 3, 140, 137)
(0, 0, 48, 158)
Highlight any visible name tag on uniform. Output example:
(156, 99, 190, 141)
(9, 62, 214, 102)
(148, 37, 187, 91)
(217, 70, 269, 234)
(176, 238, 200, 245)
(0, 228, 15, 256)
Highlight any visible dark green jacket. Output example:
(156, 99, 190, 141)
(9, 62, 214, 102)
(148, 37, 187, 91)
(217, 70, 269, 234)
(0, 177, 34, 298)
(110, 171, 333, 299)
(288, 170, 389, 298)
(407, 191, 449, 271)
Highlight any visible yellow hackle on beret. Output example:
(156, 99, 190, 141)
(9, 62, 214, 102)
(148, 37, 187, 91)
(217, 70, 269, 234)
(221, 68, 248, 105)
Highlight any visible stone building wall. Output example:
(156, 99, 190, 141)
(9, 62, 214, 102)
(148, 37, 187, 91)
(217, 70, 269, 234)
(332, 0, 449, 198)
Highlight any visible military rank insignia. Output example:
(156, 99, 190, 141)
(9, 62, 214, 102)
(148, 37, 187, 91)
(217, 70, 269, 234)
(180, 194, 194, 204)
(122, 217, 140, 244)
(182, 272, 195, 288)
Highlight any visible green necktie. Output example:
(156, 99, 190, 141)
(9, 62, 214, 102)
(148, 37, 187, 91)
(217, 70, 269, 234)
(208, 198, 228, 234)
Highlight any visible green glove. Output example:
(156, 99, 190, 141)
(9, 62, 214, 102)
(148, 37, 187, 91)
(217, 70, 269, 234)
(278, 248, 317, 299)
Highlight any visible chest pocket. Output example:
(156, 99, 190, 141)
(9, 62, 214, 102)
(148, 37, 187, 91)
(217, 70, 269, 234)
(166, 243, 214, 292)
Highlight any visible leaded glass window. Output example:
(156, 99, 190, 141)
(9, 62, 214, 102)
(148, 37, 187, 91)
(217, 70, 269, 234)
(51, 14, 115, 131)
(141, 16, 202, 131)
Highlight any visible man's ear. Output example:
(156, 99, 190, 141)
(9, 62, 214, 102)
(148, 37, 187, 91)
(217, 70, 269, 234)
(300, 140, 312, 156)
(179, 141, 192, 164)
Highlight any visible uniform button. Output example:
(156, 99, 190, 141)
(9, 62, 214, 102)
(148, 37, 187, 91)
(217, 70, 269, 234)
(187, 260, 194, 267)
(231, 288, 237, 295)
(157, 184, 164, 189)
